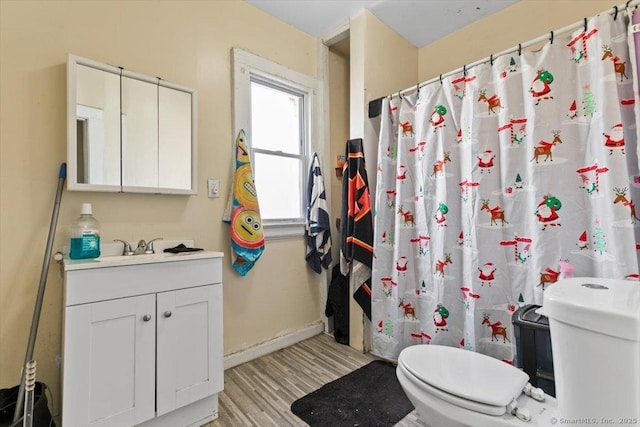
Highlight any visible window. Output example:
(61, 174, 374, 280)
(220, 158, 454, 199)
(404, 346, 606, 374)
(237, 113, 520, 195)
(232, 48, 321, 238)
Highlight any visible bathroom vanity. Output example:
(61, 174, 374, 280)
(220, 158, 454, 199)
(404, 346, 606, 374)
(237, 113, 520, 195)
(61, 251, 224, 427)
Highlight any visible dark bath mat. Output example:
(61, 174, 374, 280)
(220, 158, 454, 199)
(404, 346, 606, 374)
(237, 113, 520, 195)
(291, 360, 414, 426)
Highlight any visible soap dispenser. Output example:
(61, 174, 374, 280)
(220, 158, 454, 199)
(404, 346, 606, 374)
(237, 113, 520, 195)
(69, 203, 100, 259)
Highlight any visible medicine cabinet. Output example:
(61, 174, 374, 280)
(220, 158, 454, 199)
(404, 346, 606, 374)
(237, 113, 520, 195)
(67, 54, 197, 194)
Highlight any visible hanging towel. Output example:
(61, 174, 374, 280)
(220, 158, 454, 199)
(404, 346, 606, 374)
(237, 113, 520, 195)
(305, 153, 332, 273)
(223, 130, 265, 276)
(340, 138, 373, 320)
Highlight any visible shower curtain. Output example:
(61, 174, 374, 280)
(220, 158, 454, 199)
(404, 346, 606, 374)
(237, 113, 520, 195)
(372, 13, 640, 362)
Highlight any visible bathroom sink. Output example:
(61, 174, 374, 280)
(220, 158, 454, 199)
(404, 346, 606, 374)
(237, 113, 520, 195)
(97, 252, 177, 262)
(64, 248, 223, 271)
(96, 251, 212, 263)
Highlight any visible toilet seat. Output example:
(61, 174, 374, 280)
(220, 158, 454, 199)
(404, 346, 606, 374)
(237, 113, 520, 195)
(398, 345, 530, 416)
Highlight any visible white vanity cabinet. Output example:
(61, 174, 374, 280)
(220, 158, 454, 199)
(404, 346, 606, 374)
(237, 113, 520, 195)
(62, 252, 224, 427)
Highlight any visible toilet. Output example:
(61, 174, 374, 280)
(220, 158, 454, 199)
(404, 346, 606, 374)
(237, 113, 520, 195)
(396, 277, 640, 426)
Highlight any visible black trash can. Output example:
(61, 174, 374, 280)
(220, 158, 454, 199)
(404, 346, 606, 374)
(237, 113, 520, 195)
(512, 304, 555, 397)
(0, 382, 56, 427)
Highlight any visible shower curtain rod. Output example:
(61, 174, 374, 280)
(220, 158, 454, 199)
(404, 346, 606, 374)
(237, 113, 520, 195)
(368, 0, 640, 118)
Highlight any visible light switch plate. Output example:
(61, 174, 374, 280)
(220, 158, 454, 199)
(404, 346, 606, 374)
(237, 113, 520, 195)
(207, 179, 220, 198)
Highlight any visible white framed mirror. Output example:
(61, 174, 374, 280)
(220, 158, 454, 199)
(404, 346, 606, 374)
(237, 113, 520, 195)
(67, 54, 198, 194)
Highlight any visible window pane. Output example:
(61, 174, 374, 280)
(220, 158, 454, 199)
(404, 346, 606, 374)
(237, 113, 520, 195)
(250, 81, 301, 155)
(253, 153, 302, 220)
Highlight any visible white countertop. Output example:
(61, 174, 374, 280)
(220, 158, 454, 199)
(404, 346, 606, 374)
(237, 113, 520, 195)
(64, 250, 224, 271)
(63, 239, 223, 271)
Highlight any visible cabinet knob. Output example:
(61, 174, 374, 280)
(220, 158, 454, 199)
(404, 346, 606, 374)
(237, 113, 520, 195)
(164, 310, 172, 318)
(142, 314, 152, 322)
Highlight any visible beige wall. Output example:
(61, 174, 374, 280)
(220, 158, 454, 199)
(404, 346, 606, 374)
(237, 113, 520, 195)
(0, 0, 322, 415)
(419, 0, 617, 82)
(348, 10, 418, 350)
(362, 11, 419, 102)
(362, 10, 419, 194)
(328, 45, 350, 266)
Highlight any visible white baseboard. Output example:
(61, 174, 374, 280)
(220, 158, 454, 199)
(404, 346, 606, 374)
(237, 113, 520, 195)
(224, 322, 324, 370)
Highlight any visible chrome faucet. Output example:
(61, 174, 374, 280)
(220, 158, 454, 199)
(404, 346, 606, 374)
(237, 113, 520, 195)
(144, 238, 163, 254)
(113, 239, 134, 256)
(114, 238, 163, 255)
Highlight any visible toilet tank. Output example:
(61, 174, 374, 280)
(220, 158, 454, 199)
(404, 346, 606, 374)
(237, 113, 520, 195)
(543, 277, 640, 425)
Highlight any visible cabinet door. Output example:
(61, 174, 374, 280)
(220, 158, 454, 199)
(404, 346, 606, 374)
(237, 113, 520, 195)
(159, 86, 192, 191)
(156, 284, 223, 416)
(121, 75, 159, 189)
(73, 63, 121, 188)
(63, 295, 156, 427)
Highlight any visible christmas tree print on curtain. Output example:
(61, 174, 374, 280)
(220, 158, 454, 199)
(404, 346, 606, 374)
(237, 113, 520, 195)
(371, 13, 640, 363)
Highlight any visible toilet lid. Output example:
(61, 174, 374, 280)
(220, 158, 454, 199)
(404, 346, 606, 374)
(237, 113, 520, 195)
(398, 345, 529, 408)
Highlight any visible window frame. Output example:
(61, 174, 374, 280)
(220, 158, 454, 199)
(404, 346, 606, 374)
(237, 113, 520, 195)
(232, 48, 321, 239)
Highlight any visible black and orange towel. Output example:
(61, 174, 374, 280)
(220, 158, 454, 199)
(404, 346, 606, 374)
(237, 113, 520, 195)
(340, 138, 373, 320)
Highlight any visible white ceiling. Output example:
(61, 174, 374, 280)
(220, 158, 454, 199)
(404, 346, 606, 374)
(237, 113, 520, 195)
(244, 0, 519, 48)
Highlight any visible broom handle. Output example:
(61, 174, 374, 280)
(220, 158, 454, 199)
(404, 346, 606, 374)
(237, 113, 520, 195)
(13, 163, 66, 423)
(23, 360, 36, 427)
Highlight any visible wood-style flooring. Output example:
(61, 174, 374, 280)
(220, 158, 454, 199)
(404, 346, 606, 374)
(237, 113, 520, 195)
(205, 333, 426, 427)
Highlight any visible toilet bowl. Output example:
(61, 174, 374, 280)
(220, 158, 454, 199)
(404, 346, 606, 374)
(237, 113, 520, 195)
(396, 277, 640, 427)
(396, 344, 556, 426)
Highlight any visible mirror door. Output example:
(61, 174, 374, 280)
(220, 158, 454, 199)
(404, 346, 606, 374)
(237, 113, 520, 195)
(121, 75, 159, 190)
(68, 59, 121, 191)
(159, 85, 192, 191)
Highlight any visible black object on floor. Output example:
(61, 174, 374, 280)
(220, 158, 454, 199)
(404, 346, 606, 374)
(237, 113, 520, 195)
(325, 264, 349, 345)
(0, 382, 56, 427)
(291, 360, 414, 427)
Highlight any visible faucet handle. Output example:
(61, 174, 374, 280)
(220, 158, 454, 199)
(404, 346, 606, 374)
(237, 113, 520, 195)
(145, 238, 163, 254)
(114, 239, 134, 256)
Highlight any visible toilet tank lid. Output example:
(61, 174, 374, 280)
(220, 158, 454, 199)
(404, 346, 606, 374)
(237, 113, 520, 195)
(543, 277, 640, 341)
(398, 344, 530, 408)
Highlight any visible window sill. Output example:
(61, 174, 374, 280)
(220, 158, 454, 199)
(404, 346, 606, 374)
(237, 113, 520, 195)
(263, 222, 306, 240)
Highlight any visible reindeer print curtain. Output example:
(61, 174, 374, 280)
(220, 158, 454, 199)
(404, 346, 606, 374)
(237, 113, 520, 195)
(371, 13, 640, 362)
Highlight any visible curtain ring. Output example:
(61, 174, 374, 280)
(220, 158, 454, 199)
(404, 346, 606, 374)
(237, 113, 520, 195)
(613, 5, 619, 20)
(439, 74, 443, 85)
(518, 43, 522, 56)
(490, 54, 494, 66)
(549, 31, 554, 44)
(626, 0, 633, 8)
(463, 65, 467, 76)
(584, 17, 587, 32)
(398, 90, 403, 100)
(416, 82, 420, 95)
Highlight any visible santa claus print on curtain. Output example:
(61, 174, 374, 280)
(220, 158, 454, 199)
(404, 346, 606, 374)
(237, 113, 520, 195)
(371, 13, 640, 362)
